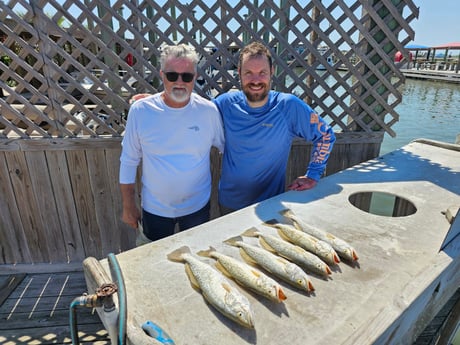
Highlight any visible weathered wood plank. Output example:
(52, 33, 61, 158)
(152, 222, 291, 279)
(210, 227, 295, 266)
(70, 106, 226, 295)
(46, 150, 87, 262)
(5, 273, 90, 299)
(434, 289, 460, 344)
(210, 147, 223, 219)
(0, 274, 25, 306)
(86, 149, 120, 255)
(5, 151, 48, 263)
(0, 311, 108, 345)
(104, 146, 137, 251)
(0, 270, 109, 344)
(0, 262, 84, 274)
(0, 323, 109, 345)
(0, 308, 102, 328)
(66, 150, 102, 259)
(0, 137, 123, 152)
(25, 150, 66, 262)
(0, 152, 33, 263)
(0, 294, 87, 313)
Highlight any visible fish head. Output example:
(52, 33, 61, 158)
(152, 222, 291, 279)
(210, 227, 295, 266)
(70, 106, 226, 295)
(345, 248, 359, 261)
(225, 290, 255, 328)
(295, 275, 315, 292)
(287, 264, 315, 292)
(235, 303, 255, 329)
(296, 276, 310, 290)
(255, 278, 287, 302)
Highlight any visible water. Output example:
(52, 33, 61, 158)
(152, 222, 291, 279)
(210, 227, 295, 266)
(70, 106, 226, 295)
(380, 78, 460, 154)
(290, 70, 459, 154)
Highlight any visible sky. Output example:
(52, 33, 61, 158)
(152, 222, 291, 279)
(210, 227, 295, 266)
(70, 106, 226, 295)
(16, 0, 460, 48)
(410, 0, 459, 46)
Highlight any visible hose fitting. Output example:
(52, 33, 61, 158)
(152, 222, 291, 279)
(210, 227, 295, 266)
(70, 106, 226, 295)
(70, 282, 119, 345)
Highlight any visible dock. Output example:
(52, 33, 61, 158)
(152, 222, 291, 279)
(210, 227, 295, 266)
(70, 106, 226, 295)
(400, 68, 460, 84)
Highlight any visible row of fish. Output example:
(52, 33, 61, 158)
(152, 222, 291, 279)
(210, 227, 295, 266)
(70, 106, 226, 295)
(166, 208, 359, 329)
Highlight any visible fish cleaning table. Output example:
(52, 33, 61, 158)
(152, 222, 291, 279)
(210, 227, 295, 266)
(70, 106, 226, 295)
(83, 139, 460, 345)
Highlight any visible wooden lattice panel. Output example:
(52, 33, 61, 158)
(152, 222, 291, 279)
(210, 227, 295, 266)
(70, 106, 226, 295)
(0, 0, 418, 138)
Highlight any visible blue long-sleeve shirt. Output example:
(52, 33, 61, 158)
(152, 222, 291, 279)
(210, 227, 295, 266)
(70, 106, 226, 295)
(214, 90, 336, 210)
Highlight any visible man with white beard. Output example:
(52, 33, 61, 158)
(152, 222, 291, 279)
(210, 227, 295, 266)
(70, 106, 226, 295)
(119, 44, 224, 241)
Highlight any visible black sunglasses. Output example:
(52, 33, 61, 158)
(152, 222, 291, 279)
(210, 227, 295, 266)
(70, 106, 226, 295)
(164, 72, 195, 83)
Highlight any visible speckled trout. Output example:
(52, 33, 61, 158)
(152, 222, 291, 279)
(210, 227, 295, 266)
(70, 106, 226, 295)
(223, 236, 314, 292)
(264, 220, 340, 266)
(280, 209, 359, 262)
(241, 227, 332, 277)
(167, 246, 255, 328)
(197, 246, 287, 303)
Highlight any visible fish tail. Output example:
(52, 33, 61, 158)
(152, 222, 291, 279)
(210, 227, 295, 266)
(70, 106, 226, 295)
(280, 209, 303, 229)
(223, 236, 243, 247)
(215, 261, 232, 278)
(279, 209, 294, 218)
(276, 229, 290, 242)
(279, 209, 303, 228)
(196, 246, 215, 258)
(239, 248, 258, 266)
(166, 246, 191, 263)
(241, 227, 260, 238)
(263, 219, 279, 226)
(263, 219, 282, 230)
(259, 237, 276, 253)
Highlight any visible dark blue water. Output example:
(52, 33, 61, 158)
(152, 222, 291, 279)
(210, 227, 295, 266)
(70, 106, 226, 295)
(380, 78, 460, 154)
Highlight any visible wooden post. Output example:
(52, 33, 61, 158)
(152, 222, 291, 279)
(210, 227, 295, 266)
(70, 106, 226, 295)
(29, 0, 64, 125)
(147, 6, 159, 89)
(349, 0, 404, 134)
(275, 0, 290, 88)
(306, 6, 320, 106)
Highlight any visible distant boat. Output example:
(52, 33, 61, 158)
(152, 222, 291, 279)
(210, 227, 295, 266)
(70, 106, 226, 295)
(317, 55, 334, 70)
(316, 46, 334, 70)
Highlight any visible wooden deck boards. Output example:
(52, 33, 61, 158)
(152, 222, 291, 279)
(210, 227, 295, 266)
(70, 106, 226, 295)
(0, 270, 109, 345)
(0, 267, 457, 344)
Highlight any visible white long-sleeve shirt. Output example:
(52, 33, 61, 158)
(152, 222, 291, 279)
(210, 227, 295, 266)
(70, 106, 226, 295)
(120, 92, 224, 217)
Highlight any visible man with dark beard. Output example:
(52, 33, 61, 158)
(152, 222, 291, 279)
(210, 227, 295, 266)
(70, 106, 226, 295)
(120, 44, 224, 241)
(214, 41, 336, 214)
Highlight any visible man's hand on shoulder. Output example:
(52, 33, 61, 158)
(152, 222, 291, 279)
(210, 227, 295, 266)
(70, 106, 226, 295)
(129, 93, 152, 105)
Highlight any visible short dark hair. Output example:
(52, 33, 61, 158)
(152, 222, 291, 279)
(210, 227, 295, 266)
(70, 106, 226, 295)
(238, 41, 273, 70)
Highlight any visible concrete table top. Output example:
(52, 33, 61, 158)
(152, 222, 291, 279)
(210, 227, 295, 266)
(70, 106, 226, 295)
(84, 139, 460, 345)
